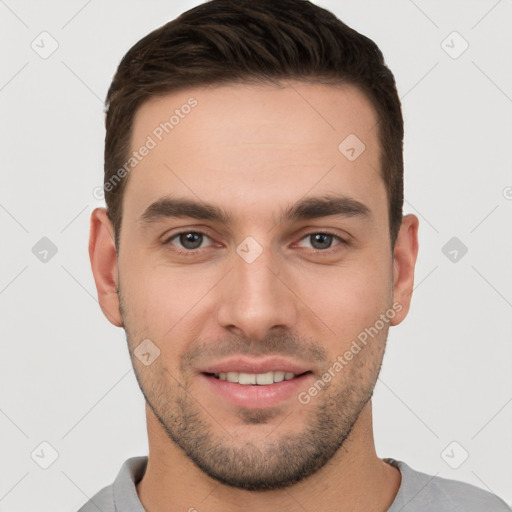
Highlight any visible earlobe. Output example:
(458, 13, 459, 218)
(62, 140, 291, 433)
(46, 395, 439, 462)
(89, 207, 123, 327)
(390, 214, 419, 326)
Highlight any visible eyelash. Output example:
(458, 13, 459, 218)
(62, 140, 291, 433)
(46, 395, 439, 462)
(163, 230, 347, 256)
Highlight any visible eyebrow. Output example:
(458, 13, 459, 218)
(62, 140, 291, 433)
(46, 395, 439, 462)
(139, 194, 371, 226)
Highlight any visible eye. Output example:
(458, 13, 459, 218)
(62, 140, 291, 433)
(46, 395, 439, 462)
(163, 230, 347, 256)
(164, 231, 213, 254)
(296, 232, 345, 251)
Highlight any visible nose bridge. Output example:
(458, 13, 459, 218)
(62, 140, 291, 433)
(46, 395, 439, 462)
(216, 237, 298, 338)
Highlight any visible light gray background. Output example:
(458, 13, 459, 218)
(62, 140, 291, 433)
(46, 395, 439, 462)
(1, 0, 511, 510)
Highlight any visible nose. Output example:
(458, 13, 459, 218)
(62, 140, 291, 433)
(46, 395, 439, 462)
(216, 241, 299, 340)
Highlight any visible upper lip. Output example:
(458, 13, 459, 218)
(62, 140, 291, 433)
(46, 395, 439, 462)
(200, 356, 312, 375)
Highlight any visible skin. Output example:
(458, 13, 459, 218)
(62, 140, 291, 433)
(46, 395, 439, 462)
(89, 81, 419, 512)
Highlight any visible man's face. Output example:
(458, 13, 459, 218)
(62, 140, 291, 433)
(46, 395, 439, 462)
(114, 82, 403, 489)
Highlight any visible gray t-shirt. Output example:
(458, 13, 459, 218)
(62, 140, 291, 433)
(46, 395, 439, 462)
(78, 456, 510, 511)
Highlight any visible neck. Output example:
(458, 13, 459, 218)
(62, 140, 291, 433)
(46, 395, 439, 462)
(137, 401, 401, 512)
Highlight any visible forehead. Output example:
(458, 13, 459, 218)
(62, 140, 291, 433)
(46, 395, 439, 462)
(124, 81, 384, 226)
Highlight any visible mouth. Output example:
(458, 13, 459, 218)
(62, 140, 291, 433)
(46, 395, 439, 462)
(204, 370, 312, 385)
(199, 360, 315, 409)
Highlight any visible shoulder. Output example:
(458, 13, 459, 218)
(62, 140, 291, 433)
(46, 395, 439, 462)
(77, 484, 114, 512)
(385, 458, 511, 512)
(76, 456, 148, 512)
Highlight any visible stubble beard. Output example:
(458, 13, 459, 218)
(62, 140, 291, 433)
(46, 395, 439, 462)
(130, 342, 382, 491)
(120, 291, 386, 491)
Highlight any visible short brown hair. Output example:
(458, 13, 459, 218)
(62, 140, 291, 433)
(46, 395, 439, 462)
(104, 0, 404, 250)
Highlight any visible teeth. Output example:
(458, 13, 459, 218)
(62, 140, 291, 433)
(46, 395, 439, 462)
(227, 371, 239, 383)
(256, 371, 274, 385)
(273, 371, 285, 383)
(238, 372, 256, 385)
(213, 371, 298, 385)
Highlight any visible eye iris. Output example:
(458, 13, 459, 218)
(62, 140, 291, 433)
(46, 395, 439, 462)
(180, 232, 202, 250)
(311, 233, 333, 250)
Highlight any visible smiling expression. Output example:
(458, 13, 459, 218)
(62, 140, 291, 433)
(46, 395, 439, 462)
(97, 80, 412, 490)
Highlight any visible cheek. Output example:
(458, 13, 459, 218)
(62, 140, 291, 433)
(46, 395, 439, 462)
(119, 256, 223, 336)
(297, 257, 391, 326)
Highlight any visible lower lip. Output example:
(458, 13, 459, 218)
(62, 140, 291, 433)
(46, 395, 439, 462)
(200, 373, 313, 409)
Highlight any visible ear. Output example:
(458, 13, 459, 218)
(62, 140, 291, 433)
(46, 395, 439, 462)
(89, 207, 123, 327)
(390, 214, 419, 326)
